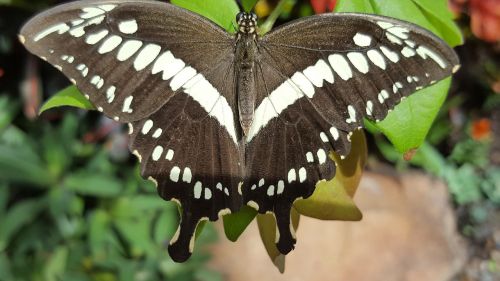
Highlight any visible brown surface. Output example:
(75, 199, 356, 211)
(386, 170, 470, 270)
(208, 171, 467, 281)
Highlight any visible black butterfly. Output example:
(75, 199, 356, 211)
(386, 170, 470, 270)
(20, 0, 459, 262)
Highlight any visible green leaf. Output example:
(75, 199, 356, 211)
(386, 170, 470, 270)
(222, 205, 257, 241)
(241, 0, 259, 12)
(44, 246, 69, 281)
(294, 130, 365, 220)
(0, 198, 45, 251)
(369, 79, 451, 153)
(114, 217, 155, 257)
(335, 0, 375, 13)
(444, 164, 482, 204)
(154, 209, 179, 244)
(0, 144, 54, 187)
(64, 171, 122, 198)
(39, 86, 95, 114)
(171, 0, 239, 32)
(89, 210, 111, 259)
(411, 0, 463, 46)
(482, 168, 500, 205)
(0, 253, 14, 281)
(256, 208, 299, 273)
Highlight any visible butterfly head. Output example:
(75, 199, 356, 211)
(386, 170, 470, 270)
(236, 12, 257, 34)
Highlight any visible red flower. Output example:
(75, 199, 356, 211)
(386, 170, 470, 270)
(470, 0, 500, 42)
(311, 0, 337, 14)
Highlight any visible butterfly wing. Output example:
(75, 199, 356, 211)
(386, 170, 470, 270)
(20, 0, 234, 122)
(20, 0, 241, 262)
(244, 13, 459, 253)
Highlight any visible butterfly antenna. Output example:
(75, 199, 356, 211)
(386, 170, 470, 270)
(236, 0, 245, 12)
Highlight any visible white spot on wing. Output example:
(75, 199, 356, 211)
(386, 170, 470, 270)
(79, 7, 104, 19)
(367, 49, 386, 70)
(34, 23, 70, 41)
(204, 188, 212, 200)
(152, 146, 163, 161)
(401, 46, 416, 57)
(416, 46, 447, 68)
(98, 35, 122, 54)
(317, 149, 327, 164)
(134, 44, 161, 71)
(267, 185, 275, 196)
(118, 19, 138, 34)
(165, 149, 174, 161)
(277, 181, 285, 195)
(152, 128, 162, 138)
(153, 51, 186, 80)
(347, 52, 369, 74)
(117, 40, 143, 61)
(85, 29, 109, 45)
(122, 96, 133, 113)
(329, 54, 352, 80)
(330, 127, 339, 141)
(366, 100, 374, 116)
(299, 167, 307, 183)
(106, 86, 116, 103)
(142, 120, 153, 134)
(380, 46, 400, 63)
(377, 21, 393, 29)
(288, 169, 296, 183)
(302, 59, 334, 87)
(387, 26, 409, 39)
(170, 166, 181, 182)
(320, 132, 329, 143)
(194, 182, 202, 199)
(182, 167, 192, 183)
(306, 152, 314, 163)
(346, 105, 357, 123)
(353, 32, 372, 47)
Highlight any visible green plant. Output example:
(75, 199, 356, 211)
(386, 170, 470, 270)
(0, 96, 221, 280)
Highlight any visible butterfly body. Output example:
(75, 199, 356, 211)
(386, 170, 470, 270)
(20, 0, 459, 262)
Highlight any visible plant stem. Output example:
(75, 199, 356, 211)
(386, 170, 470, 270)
(259, 0, 291, 35)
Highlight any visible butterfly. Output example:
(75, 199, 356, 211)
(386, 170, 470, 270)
(20, 0, 459, 262)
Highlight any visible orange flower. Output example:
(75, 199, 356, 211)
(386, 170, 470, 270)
(470, 0, 500, 42)
(471, 118, 492, 140)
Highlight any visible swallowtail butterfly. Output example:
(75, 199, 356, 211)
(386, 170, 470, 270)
(20, 0, 459, 262)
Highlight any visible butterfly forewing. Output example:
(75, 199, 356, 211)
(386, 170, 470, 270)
(20, 0, 234, 123)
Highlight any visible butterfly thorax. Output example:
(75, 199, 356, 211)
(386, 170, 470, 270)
(235, 12, 258, 136)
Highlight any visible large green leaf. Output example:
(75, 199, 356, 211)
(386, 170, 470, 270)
(171, 0, 239, 32)
(39, 85, 95, 114)
(370, 79, 452, 153)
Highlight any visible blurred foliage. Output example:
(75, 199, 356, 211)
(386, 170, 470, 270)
(370, 0, 500, 238)
(1, 1, 222, 280)
(0, 102, 221, 280)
